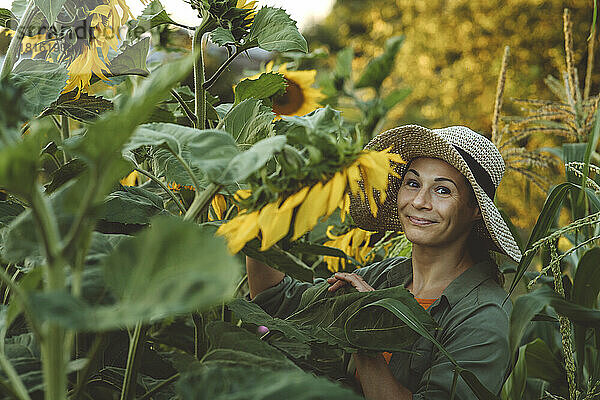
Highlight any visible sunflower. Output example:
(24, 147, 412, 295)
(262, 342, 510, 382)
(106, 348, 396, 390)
(62, 0, 140, 96)
(217, 147, 404, 253)
(209, 193, 228, 220)
(244, 61, 326, 118)
(120, 170, 141, 186)
(323, 226, 375, 272)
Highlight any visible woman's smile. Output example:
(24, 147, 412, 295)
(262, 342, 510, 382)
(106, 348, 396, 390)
(407, 216, 437, 226)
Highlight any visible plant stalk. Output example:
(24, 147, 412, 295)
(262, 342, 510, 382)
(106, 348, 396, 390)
(170, 89, 196, 128)
(193, 21, 213, 130)
(120, 323, 146, 400)
(549, 243, 577, 400)
(134, 167, 187, 214)
(137, 373, 180, 400)
(183, 183, 219, 222)
(61, 116, 70, 164)
(0, 0, 37, 79)
(203, 45, 250, 90)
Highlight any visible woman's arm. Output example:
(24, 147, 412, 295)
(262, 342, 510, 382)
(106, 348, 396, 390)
(354, 353, 412, 400)
(328, 272, 413, 400)
(246, 256, 285, 299)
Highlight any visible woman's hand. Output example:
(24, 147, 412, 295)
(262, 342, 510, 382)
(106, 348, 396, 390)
(326, 272, 375, 292)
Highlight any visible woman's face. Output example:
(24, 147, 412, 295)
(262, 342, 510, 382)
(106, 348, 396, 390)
(396, 157, 481, 249)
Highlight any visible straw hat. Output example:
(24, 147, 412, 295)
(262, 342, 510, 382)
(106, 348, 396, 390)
(350, 125, 522, 263)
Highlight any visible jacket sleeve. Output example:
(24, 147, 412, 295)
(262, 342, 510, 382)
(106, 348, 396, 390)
(411, 302, 511, 400)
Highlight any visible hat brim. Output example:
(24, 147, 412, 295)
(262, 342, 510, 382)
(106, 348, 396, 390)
(350, 125, 522, 264)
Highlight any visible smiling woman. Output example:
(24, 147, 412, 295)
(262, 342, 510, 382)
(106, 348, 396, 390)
(246, 124, 523, 399)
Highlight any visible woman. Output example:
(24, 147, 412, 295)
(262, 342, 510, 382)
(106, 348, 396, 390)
(246, 125, 522, 399)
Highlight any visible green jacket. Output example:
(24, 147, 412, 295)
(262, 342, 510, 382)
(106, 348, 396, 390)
(253, 257, 512, 399)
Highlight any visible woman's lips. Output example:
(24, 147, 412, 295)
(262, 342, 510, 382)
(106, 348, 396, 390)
(408, 216, 436, 226)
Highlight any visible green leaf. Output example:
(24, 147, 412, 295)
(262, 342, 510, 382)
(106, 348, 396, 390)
(382, 88, 411, 110)
(100, 186, 165, 225)
(107, 38, 150, 78)
(130, 0, 177, 34)
(0, 8, 18, 29)
(203, 321, 298, 370)
(218, 135, 286, 184)
(248, 7, 308, 53)
(186, 130, 240, 182)
(33, 0, 66, 25)
(10, 59, 68, 118)
(578, 107, 600, 206)
(506, 182, 579, 298)
(355, 35, 404, 90)
(29, 216, 239, 331)
(0, 200, 25, 228)
(366, 298, 498, 400)
(222, 99, 275, 145)
(44, 158, 87, 194)
(572, 247, 600, 382)
(234, 72, 286, 105)
(242, 239, 314, 282)
(39, 91, 114, 123)
(210, 27, 237, 46)
(176, 366, 363, 400)
(334, 47, 353, 80)
(0, 128, 42, 198)
(501, 341, 527, 400)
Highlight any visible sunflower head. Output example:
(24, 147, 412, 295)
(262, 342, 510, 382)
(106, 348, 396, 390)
(189, 0, 256, 40)
(265, 62, 325, 118)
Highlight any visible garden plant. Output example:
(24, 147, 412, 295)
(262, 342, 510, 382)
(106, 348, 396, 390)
(0, 0, 599, 399)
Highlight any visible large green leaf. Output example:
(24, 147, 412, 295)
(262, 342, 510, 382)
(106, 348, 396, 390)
(186, 130, 240, 182)
(203, 321, 298, 370)
(233, 73, 285, 105)
(176, 366, 362, 400)
(39, 91, 113, 123)
(99, 185, 165, 225)
(28, 216, 239, 331)
(247, 7, 308, 53)
(129, 0, 177, 35)
(501, 339, 563, 400)
(10, 59, 68, 118)
(572, 247, 600, 383)
(107, 38, 151, 78)
(366, 298, 498, 400)
(229, 283, 436, 354)
(218, 136, 286, 184)
(33, 0, 66, 25)
(44, 158, 87, 194)
(506, 182, 580, 298)
(0, 127, 42, 199)
(355, 36, 404, 90)
(222, 99, 275, 145)
(241, 238, 314, 282)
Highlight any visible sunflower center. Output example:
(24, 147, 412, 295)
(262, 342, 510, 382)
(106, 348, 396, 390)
(272, 78, 304, 115)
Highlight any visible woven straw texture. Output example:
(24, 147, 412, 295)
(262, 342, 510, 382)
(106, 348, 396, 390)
(350, 125, 522, 263)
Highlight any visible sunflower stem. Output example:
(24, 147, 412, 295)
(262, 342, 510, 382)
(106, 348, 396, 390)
(120, 323, 146, 400)
(170, 89, 196, 128)
(0, 0, 37, 79)
(183, 183, 219, 222)
(61, 116, 70, 163)
(134, 167, 187, 214)
(193, 19, 214, 130)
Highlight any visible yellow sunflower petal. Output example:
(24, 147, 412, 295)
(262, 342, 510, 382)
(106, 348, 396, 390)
(292, 182, 327, 240)
(219, 211, 260, 253)
(346, 162, 363, 201)
(258, 200, 294, 251)
(210, 194, 227, 220)
(280, 186, 310, 212)
(326, 171, 347, 216)
(234, 189, 252, 202)
(120, 171, 138, 186)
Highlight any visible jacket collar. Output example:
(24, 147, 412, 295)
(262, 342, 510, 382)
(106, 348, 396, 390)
(385, 257, 496, 309)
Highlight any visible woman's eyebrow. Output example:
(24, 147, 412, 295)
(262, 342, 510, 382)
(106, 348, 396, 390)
(406, 169, 419, 176)
(434, 177, 457, 186)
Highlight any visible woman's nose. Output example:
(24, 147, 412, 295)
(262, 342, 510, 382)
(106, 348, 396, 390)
(411, 188, 432, 209)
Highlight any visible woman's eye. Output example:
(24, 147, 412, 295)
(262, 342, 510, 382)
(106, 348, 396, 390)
(405, 180, 419, 188)
(435, 186, 451, 195)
